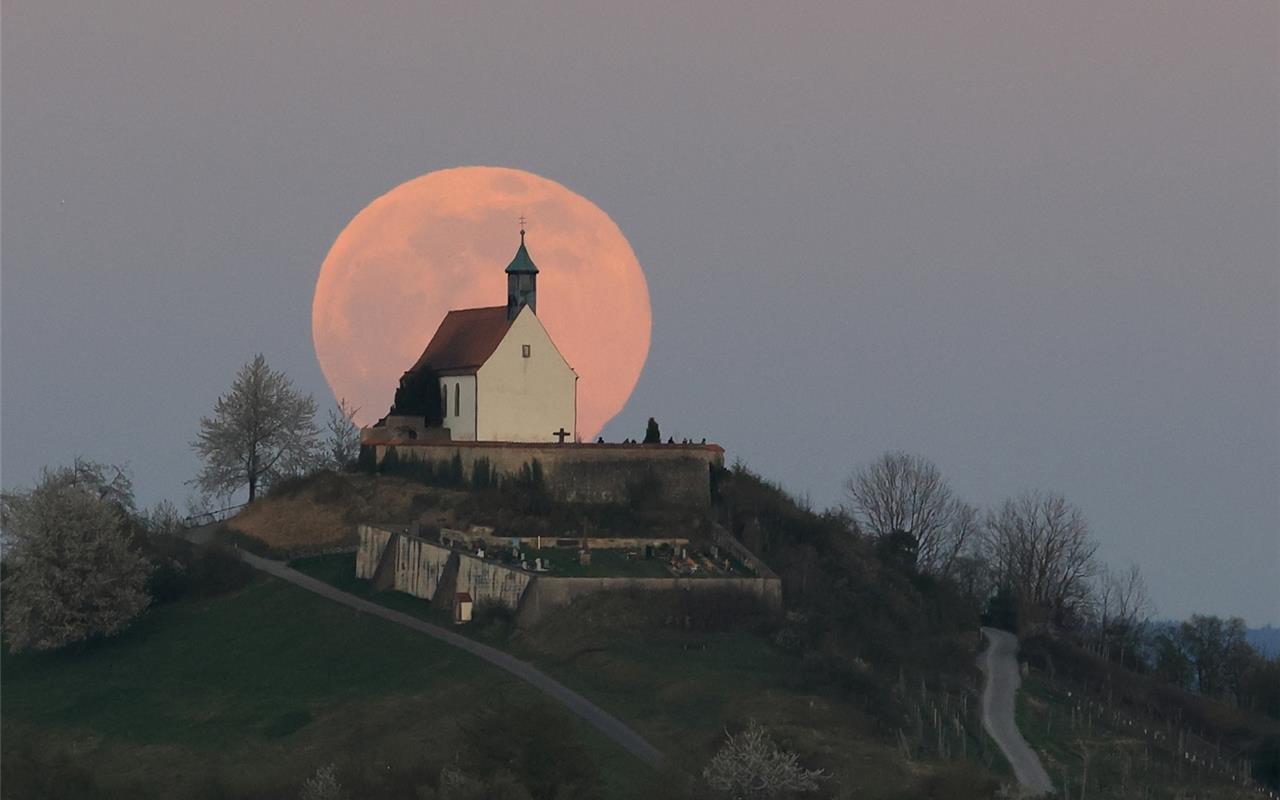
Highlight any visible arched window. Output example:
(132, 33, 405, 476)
(441, 385, 448, 417)
(454, 382, 461, 417)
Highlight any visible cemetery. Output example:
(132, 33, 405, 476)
(355, 521, 781, 626)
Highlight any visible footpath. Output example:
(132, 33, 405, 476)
(979, 626, 1055, 796)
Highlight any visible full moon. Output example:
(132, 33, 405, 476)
(312, 166, 651, 440)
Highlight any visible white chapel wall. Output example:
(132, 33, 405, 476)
(441, 374, 477, 441)
(476, 307, 576, 442)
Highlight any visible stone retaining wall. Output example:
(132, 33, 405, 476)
(370, 441, 723, 508)
(357, 523, 781, 627)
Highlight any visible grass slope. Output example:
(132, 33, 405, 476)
(1, 574, 654, 799)
(292, 553, 1002, 799)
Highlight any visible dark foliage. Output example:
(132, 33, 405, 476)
(643, 417, 661, 444)
(389, 366, 443, 424)
(449, 702, 605, 800)
(1020, 632, 1280, 790)
(145, 535, 254, 603)
(713, 466, 983, 730)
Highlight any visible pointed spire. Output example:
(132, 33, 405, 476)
(505, 221, 539, 274)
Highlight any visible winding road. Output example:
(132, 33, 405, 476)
(236, 550, 667, 769)
(979, 626, 1054, 796)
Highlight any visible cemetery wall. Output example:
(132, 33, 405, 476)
(454, 552, 534, 610)
(357, 524, 533, 610)
(439, 527, 689, 552)
(355, 524, 394, 579)
(516, 575, 783, 627)
(368, 441, 723, 508)
(393, 533, 453, 601)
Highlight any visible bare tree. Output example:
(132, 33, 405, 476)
(984, 491, 1099, 629)
(0, 462, 151, 651)
(703, 720, 826, 799)
(845, 451, 976, 577)
(1092, 563, 1152, 664)
(325, 398, 361, 470)
(191, 354, 321, 502)
(1178, 614, 1251, 699)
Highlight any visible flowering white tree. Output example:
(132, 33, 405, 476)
(191, 354, 321, 502)
(0, 461, 151, 651)
(703, 720, 826, 799)
(299, 763, 343, 800)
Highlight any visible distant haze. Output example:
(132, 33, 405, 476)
(2, 3, 1276, 624)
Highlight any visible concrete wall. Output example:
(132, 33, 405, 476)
(357, 523, 780, 627)
(393, 534, 454, 600)
(476, 306, 577, 443)
(371, 441, 724, 508)
(440, 374, 477, 441)
(518, 575, 783, 627)
(454, 552, 534, 610)
(357, 524, 533, 610)
(356, 524, 394, 579)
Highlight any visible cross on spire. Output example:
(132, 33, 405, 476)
(518, 214, 527, 241)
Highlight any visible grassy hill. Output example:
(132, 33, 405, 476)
(5, 467, 1274, 799)
(1, 568, 651, 799)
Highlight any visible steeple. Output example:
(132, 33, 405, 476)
(505, 220, 538, 321)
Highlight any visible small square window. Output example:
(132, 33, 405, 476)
(522, 344, 531, 358)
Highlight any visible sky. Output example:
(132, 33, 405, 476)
(2, 2, 1276, 625)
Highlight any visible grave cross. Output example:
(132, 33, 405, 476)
(552, 427, 571, 444)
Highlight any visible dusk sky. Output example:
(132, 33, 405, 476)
(3, 3, 1276, 624)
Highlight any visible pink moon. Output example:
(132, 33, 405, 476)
(312, 166, 652, 440)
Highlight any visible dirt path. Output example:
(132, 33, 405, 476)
(236, 551, 667, 769)
(979, 626, 1055, 796)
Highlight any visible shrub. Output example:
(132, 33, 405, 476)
(703, 720, 825, 799)
(1, 464, 151, 652)
(643, 417, 661, 444)
(300, 763, 344, 800)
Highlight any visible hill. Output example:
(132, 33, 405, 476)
(5, 466, 1275, 798)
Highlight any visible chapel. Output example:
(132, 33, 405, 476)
(365, 228, 578, 444)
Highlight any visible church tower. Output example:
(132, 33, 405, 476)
(505, 226, 539, 321)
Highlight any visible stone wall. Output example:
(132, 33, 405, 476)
(440, 527, 689, 553)
(517, 575, 783, 627)
(356, 523, 781, 628)
(357, 524, 532, 611)
(369, 441, 723, 508)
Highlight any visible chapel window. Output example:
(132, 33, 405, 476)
(522, 344, 531, 358)
(454, 383, 461, 417)
(441, 385, 448, 417)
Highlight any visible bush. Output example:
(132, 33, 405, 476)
(145, 535, 254, 602)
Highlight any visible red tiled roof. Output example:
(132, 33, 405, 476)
(408, 306, 512, 375)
